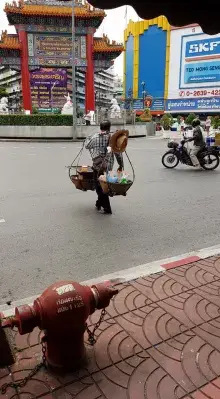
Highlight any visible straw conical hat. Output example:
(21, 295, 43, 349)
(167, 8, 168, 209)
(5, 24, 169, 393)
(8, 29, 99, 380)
(110, 129, 129, 153)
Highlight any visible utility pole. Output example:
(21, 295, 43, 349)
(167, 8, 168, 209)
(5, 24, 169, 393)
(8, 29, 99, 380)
(72, 0, 77, 140)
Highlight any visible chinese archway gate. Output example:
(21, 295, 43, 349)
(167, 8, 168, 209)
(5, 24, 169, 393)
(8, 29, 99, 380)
(0, 0, 123, 113)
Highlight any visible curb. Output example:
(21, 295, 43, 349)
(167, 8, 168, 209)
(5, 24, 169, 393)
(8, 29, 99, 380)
(1, 243, 220, 318)
(0, 136, 148, 143)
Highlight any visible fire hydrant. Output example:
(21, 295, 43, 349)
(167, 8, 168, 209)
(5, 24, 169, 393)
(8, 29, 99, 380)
(3, 280, 118, 370)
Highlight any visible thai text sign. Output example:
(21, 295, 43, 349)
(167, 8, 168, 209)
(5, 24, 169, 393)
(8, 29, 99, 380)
(30, 68, 67, 109)
(165, 96, 220, 112)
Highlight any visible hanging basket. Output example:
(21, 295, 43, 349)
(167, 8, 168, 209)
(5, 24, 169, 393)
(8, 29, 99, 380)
(108, 181, 133, 196)
(68, 142, 95, 192)
(71, 175, 83, 190)
(99, 149, 135, 197)
(68, 138, 135, 197)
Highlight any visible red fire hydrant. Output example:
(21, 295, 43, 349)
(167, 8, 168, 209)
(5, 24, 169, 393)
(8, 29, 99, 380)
(3, 280, 118, 370)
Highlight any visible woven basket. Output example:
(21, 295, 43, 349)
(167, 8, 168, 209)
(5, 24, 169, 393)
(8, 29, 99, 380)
(71, 175, 83, 190)
(80, 179, 95, 191)
(108, 180, 133, 196)
(77, 166, 94, 180)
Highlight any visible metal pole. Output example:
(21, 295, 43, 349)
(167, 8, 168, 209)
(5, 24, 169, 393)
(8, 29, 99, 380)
(72, 0, 77, 140)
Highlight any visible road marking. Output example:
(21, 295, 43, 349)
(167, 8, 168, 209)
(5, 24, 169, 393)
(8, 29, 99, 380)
(28, 153, 36, 156)
(1, 243, 220, 317)
(13, 146, 20, 149)
(61, 146, 67, 149)
(30, 146, 35, 149)
(0, 218, 5, 223)
(45, 146, 51, 149)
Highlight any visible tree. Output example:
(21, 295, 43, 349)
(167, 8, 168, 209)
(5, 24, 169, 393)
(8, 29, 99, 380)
(211, 115, 220, 129)
(0, 87, 7, 98)
(161, 113, 173, 130)
(177, 115, 182, 124)
(185, 113, 196, 126)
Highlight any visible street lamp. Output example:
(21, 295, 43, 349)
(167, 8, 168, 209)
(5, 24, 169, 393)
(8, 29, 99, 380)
(141, 81, 146, 110)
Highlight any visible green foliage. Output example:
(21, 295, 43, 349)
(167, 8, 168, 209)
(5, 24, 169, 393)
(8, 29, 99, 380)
(32, 107, 39, 114)
(185, 113, 197, 126)
(161, 113, 173, 130)
(177, 115, 182, 124)
(0, 87, 7, 98)
(211, 115, 220, 129)
(0, 114, 73, 126)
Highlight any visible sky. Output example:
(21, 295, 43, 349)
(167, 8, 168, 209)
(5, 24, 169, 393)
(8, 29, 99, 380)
(0, 2, 140, 77)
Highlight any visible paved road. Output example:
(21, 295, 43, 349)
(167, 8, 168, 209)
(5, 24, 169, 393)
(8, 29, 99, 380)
(1, 138, 220, 304)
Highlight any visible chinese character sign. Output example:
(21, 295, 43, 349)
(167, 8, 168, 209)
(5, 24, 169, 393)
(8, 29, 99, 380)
(30, 68, 67, 109)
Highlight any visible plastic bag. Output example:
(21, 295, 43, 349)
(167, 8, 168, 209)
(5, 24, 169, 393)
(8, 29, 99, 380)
(99, 173, 107, 182)
(118, 172, 129, 184)
(106, 171, 118, 183)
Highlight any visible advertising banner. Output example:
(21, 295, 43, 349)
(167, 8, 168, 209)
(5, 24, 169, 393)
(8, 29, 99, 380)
(122, 98, 164, 111)
(30, 68, 67, 109)
(165, 97, 220, 112)
(180, 33, 220, 90)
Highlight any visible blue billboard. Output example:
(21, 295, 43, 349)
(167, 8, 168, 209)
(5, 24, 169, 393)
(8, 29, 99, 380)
(179, 33, 220, 90)
(122, 98, 164, 111)
(185, 37, 220, 60)
(184, 61, 220, 84)
(165, 97, 220, 112)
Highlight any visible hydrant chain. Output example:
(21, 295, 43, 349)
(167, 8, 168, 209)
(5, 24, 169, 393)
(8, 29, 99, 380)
(0, 338, 46, 394)
(86, 308, 107, 346)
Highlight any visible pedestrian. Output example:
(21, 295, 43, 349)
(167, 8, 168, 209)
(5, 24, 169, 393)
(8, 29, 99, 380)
(85, 120, 123, 214)
(205, 116, 211, 136)
(84, 110, 91, 126)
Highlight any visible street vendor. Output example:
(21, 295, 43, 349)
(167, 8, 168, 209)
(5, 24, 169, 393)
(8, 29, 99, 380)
(85, 120, 124, 214)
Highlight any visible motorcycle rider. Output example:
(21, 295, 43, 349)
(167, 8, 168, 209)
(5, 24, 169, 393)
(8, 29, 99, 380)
(184, 118, 205, 167)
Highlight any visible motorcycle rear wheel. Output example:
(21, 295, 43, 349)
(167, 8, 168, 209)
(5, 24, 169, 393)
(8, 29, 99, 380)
(162, 151, 179, 169)
(200, 152, 219, 171)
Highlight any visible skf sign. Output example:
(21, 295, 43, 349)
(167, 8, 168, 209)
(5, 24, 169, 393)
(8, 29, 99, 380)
(185, 37, 220, 60)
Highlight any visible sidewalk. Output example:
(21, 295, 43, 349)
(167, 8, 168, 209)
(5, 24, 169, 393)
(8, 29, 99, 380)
(1, 255, 220, 398)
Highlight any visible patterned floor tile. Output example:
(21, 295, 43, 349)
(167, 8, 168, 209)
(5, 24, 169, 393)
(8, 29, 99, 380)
(2, 256, 220, 398)
(0, 367, 18, 399)
(93, 353, 187, 399)
(158, 291, 220, 328)
(131, 272, 190, 302)
(106, 284, 152, 318)
(165, 262, 219, 289)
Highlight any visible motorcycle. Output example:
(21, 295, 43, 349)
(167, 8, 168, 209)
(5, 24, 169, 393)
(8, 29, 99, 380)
(162, 137, 219, 171)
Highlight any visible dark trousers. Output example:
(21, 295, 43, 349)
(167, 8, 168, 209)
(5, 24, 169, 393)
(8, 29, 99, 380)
(94, 171, 111, 211)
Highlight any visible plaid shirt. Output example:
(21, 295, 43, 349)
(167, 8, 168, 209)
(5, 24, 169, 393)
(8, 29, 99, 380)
(85, 132, 123, 171)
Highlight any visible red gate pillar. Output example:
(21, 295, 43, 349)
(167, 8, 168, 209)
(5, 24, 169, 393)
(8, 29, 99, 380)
(19, 30, 32, 113)
(85, 33, 95, 113)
